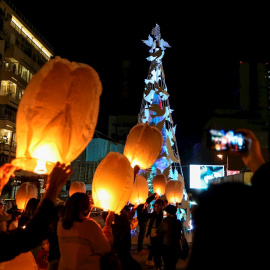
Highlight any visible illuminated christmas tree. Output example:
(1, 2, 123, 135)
(138, 24, 183, 186)
(138, 24, 190, 229)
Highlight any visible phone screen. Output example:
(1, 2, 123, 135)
(207, 129, 247, 152)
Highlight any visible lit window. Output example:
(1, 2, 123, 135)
(0, 80, 16, 98)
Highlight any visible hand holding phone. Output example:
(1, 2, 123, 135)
(207, 129, 247, 153)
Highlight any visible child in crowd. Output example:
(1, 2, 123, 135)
(8, 210, 22, 230)
(36, 239, 49, 270)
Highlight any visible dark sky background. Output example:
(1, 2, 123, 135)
(7, 1, 270, 162)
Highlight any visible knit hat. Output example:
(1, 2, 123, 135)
(165, 204, 177, 215)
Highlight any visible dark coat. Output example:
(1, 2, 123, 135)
(112, 209, 131, 252)
(0, 199, 56, 262)
(156, 215, 182, 246)
(146, 210, 163, 237)
(136, 204, 149, 224)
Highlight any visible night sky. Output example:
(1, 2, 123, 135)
(7, 1, 270, 162)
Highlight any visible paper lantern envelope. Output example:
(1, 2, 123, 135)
(165, 180, 183, 204)
(129, 175, 148, 205)
(12, 57, 102, 174)
(124, 122, 163, 169)
(152, 174, 167, 195)
(92, 152, 133, 214)
(69, 181, 87, 197)
(16, 182, 38, 210)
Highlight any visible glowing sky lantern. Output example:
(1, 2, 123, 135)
(124, 122, 163, 169)
(92, 152, 133, 214)
(165, 180, 183, 204)
(11, 57, 102, 174)
(16, 182, 38, 210)
(69, 181, 86, 197)
(152, 174, 167, 195)
(129, 175, 148, 205)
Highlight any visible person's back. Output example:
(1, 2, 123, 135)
(187, 182, 261, 269)
(156, 204, 182, 270)
(113, 209, 131, 252)
(57, 193, 114, 270)
(0, 202, 11, 232)
(58, 218, 111, 270)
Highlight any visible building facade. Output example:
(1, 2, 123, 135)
(68, 132, 124, 197)
(108, 114, 137, 143)
(0, 0, 53, 198)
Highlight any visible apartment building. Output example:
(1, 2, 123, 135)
(0, 0, 53, 165)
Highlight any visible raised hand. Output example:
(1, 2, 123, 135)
(237, 129, 265, 173)
(43, 162, 72, 203)
(0, 164, 18, 195)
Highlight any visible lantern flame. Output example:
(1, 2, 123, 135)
(135, 197, 142, 205)
(32, 143, 60, 163)
(96, 189, 110, 211)
(34, 160, 47, 174)
(32, 143, 60, 174)
(131, 160, 139, 168)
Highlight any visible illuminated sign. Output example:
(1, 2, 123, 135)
(190, 165, 224, 189)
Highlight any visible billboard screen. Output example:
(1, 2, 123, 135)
(190, 165, 224, 190)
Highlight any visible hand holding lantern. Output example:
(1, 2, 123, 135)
(0, 164, 18, 194)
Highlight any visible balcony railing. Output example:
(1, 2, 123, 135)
(0, 113, 16, 123)
(0, 141, 16, 153)
(10, 20, 51, 61)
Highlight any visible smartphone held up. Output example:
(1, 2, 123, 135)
(207, 129, 247, 153)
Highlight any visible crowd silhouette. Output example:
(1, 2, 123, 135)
(0, 129, 268, 269)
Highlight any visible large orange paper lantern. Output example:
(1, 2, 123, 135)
(124, 122, 163, 169)
(16, 182, 38, 210)
(12, 57, 102, 174)
(152, 174, 167, 195)
(165, 180, 183, 204)
(69, 181, 86, 197)
(92, 152, 133, 214)
(129, 175, 149, 205)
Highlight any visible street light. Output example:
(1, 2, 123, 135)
(217, 153, 229, 176)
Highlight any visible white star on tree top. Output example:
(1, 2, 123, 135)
(142, 24, 171, 52)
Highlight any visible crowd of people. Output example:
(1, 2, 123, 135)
(0, 129, 269, 269)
